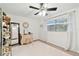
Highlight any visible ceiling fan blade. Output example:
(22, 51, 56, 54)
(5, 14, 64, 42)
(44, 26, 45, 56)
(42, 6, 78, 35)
(47, 7, 57, 11)
(34, 12, 39, 15)
(29, 6, 39, 10)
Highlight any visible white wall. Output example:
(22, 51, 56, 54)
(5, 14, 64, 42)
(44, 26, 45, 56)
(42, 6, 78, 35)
(8, 14, 40, 40)
(47, 32, 68, 48)
(40, 13, 71, 49)
(39, 18, 48, 41)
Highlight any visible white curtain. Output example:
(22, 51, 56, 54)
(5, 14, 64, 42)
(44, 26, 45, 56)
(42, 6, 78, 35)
(67, 11, 78, 52)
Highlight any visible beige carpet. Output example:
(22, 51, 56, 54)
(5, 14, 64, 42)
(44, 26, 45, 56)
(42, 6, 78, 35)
(12, 41, 71, 56)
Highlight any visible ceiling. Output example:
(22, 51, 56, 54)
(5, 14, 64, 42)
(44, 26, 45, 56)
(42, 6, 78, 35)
(0, 3, 79, 19)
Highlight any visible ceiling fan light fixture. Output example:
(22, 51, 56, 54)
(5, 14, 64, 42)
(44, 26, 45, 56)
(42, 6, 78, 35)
(38, 10, 46, 16)
(44, 3, 48, 8)
(42, 10, 46, 16)
(38, 12, 42, 16)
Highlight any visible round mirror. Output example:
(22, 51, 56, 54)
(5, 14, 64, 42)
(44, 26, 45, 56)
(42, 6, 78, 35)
(23, 22, 29, 28)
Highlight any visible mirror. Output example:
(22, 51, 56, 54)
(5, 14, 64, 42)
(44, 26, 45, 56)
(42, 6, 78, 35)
(11, 22, 20, 45)
(22, 22, 29, 34)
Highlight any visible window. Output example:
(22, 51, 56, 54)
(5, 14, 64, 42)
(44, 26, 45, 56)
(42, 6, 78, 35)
(47, 18, 68, 32)
(55, 24, 68, 32)
(47, 25, 55, 31)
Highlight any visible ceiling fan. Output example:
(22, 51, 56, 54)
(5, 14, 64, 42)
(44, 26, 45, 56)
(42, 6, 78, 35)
(29, 3, 57, 16)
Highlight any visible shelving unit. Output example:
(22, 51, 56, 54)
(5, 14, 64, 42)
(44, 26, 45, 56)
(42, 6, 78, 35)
(2, 13, 11, 56)
(0, 8, 2, 56)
